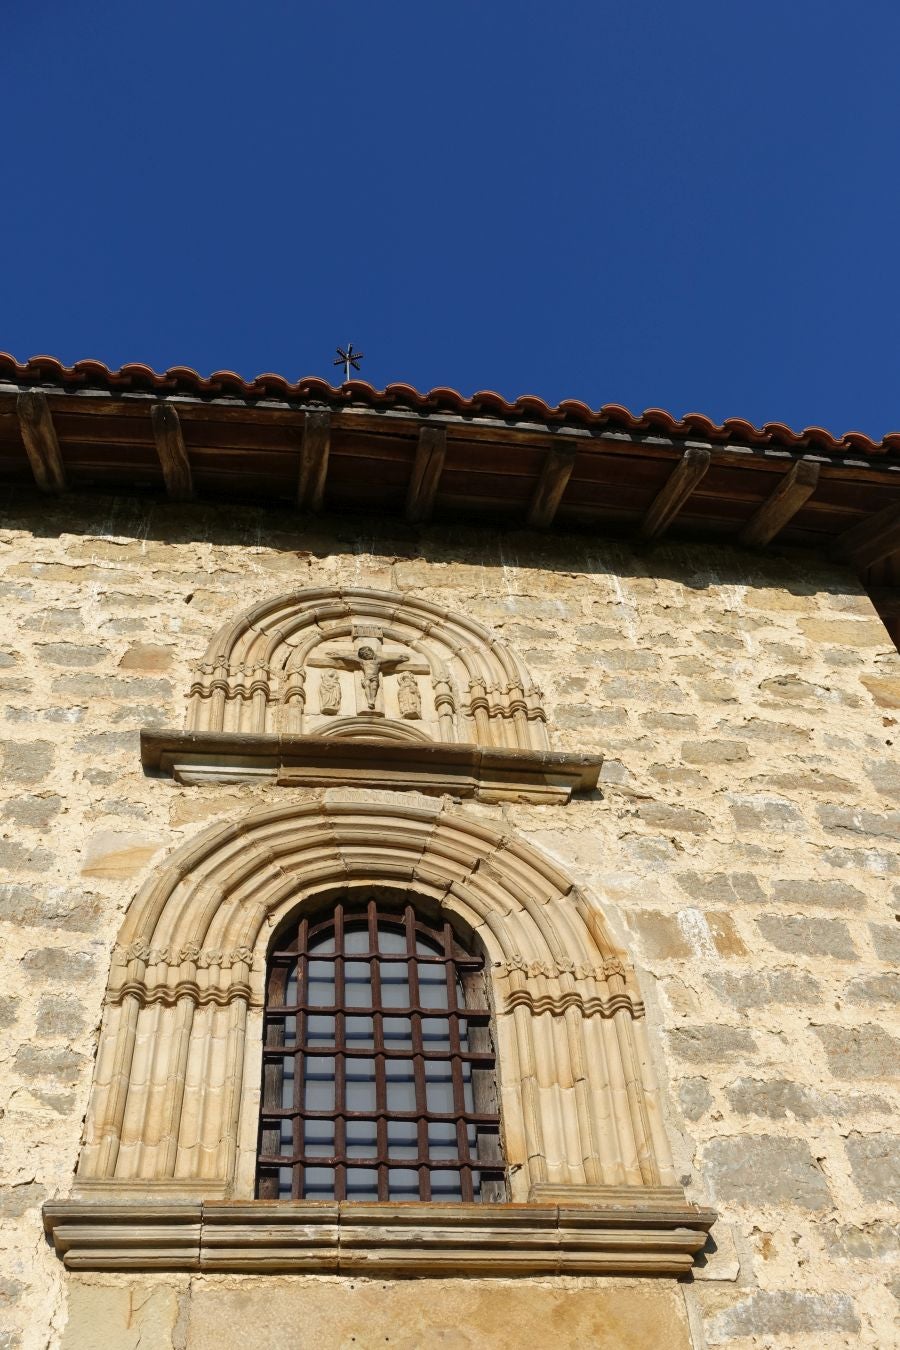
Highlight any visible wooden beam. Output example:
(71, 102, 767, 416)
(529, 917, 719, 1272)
(739, 459, 820, 548)
(639, 447, 710, 540)
(297, 409, 331, 511)
(150, 404, 193, 501)
(17, 390, 67, 493)
(834, 498, 900, 570)
(866, 586, 900, 619)
(527, 444, 577, 529)
(406, 425, 447, 523)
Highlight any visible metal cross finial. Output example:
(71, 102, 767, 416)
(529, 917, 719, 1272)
(334, 342, 364, 383)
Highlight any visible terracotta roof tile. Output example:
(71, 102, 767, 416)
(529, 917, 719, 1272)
(0, 352, 896, 458)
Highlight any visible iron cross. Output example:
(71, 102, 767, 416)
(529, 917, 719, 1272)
(334, 343, 364, 382)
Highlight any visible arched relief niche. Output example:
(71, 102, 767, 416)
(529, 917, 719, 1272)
(189, 586, 549, 749)
(47, 793, 714, 1273)
(141, 588, 602, 801)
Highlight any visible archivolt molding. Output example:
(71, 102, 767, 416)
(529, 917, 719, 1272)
(185, 586, 549, 751)
(77, 791, 679, 1208)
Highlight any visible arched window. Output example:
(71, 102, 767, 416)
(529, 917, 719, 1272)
(256, 896, 505, 1203)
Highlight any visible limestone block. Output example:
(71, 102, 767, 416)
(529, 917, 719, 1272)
(677, 1078, 713, 1122)
(769, 878, 866, 909)
(181, 1276, 694, 1350)
(844, 1133, 900, 1201)
(818, 804, 900, 841)
(677, 871, 766, 905)
(755, 913, 857, 959)
(861, 674, 900, 707)
(725, 1078, 826, 1122)
(636, 803, 711, 833)
(706, 968, 822, 1010)
(827, 1219, 900, 1258)
(728, 794, 805, 832)
(80, 831, 161, 879)
(704, 1290, 860, 1343)
(1, 792, 63, 826)
(630, 911, 693, 960)
(813, 1024, 900, 1079)
(667, 1026, 757, 1064)
(62, 1282, 182, 1350)
(0, 738, 54, 783)
(702, 1136, 832, 1209)
(799, 618, 889, 646)
(21, 947, 96, 982)
(681, 739, 749, 764)
(118, 643, 174, 671)
(35, 642, 107, 666)
(869, 922, 900, 963)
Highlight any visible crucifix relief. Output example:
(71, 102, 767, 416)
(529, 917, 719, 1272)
(308, 626, 429, 718)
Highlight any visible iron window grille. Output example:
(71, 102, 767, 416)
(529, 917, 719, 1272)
(256, 896, 505, 1203)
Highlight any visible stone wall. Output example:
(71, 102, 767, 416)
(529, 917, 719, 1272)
(0, 489, 898, 1349)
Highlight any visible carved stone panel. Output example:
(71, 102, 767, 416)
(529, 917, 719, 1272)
(186, 587, 549, 751)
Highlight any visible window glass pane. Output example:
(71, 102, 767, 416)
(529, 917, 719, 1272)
(284, 1014, 297, 1042)
(385, 1061, 416, 1113)
(343, 928, 369, 955)
(417, 964, 449, 1009)
(345, 1015, 374, 1049)
(389, 1168, 420, 1199)
(381, 966, 409, 1008)
(346, 1167, 379, 1200)
(431, 1170, 463, 1202)
(306, 1014, 335, 1047)
(422, 1017, 450, 1049)
(278, 1165, 293, 1199)
(415, 935, 442, 957)
(425, 1066, 454, 1115)
(386, 1119, 419, 1159)
(309, 934, 335, 955)
(304, 1120, 334, 1157)
(345, 960, 371, 1006)
(378, 926, 406, 954)
(383, 1016, 411, 1049)
(308, 960, 334, 1006)
(304, 1056, 335, 1112)
(346, 1057, 376, 1112)
(304, 1166, 334, 1200)
(346, 1119, 378, 1158)
(427, 1121, 459, 1159)
(279, 1119, 294, 1154)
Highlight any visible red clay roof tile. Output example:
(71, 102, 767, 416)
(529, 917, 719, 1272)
(0, 352, 895, 458)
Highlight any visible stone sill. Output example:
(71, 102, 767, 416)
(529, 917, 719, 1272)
(140, 729, 604, 804)
(44, 1191, 715, 1276)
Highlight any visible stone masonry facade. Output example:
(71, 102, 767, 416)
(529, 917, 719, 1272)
(0, 489, 898, 1348)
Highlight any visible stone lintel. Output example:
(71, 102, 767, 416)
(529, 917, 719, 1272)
(44, 1194, 715, 1275)
(140, 729, 603, 804)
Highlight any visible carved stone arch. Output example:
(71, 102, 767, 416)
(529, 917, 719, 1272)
(186, 586, 550, 750)
(50, 791, 715, 1272)
(79, 791, 677, 1199)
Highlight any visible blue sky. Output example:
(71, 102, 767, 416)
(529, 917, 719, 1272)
(3, 2, 899, 437)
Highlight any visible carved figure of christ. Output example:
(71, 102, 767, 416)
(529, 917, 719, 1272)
(308, 637, 429, 715)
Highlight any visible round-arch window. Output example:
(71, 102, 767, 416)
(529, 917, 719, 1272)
(256, 897, 505, 1202)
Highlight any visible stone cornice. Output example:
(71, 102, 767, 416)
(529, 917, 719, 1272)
(140, 728, 603, 803)
(43, 1191, 716, 1276)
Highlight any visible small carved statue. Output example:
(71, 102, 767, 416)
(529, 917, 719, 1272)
(318, 669, 342, 715)
(397, 670, 421, 720)
(357, 645, 382, 710)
